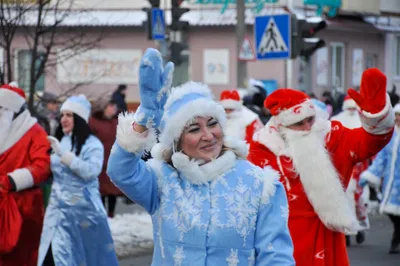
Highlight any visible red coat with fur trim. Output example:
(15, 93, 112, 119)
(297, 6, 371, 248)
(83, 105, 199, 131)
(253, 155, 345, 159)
(0, 121, 51, 266)
(248, 120, 393, 266)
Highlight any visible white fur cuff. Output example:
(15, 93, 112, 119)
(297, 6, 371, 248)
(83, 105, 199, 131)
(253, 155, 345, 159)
(361, 171, 381, 188)
(8, 168, 34, 191)
(359, 94, 394, 135)
(116, 112, 157, 154)
(61, 151, 75, 167)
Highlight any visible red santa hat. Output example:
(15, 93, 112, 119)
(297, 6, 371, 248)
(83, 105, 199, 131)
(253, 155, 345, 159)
(0, 82, 26, 113)
(342, 95, 357, 110)
(219, 90, 243, 110)
(264, 88, 316, 126)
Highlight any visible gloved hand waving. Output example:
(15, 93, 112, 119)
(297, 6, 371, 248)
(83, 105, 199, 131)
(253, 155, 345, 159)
(135, 48, 174, 129)
(348, 68, 387, 114)
(48, 136, 62, 156)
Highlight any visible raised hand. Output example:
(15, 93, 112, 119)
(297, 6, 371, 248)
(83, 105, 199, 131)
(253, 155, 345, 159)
(48, 136, 62, 156)
(135, 48, 174, 129)
(348, 68, 387, 114)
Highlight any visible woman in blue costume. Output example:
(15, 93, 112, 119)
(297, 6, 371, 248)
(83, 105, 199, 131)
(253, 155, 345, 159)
(38, 95, 118, 266)
(107, 48, 295, 265)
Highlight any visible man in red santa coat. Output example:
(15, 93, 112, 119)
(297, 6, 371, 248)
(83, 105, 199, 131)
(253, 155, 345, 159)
(220, 89, 263, 143)
(0, 83, 51, 266)
(332, 95, 371, 245)
(248, 68, 394, 266)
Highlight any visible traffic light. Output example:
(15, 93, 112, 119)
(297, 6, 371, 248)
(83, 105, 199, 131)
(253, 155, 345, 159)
(171, 0, 190, 31)
(144, 0, 161, 40)
(291, 16, 327, 58)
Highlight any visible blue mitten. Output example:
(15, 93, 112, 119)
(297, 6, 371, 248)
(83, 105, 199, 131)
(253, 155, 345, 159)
(135, 48, 174, 128)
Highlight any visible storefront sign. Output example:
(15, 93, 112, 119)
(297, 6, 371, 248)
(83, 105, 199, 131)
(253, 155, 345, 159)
(187, 0, 279, 14)
(203, 49, 229, 85)
(57, 49, 141, 84)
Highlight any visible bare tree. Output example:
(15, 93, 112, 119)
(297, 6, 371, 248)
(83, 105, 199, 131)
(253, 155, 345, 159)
(0, 0, 104, 113)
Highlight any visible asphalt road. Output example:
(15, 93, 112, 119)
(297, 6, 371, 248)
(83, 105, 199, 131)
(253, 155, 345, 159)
(116, 200, 399, 266)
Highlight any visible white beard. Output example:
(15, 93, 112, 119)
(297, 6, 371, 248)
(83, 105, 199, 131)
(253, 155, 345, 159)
(331, 110, 361, 129)
(0, 109, 14, 150)
(280, 118, 360, 233)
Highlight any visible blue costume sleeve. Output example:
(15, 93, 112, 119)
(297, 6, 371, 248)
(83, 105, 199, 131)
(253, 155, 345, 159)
(62, 137, 104, 181)
(255, 182, 295, 265)
(360, 144, 389, 188)
(107, 142, 159, 214)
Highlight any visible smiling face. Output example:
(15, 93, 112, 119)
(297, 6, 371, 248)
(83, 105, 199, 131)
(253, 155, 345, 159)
(179, 116, 223, 162)
(60, 111, 74, 134)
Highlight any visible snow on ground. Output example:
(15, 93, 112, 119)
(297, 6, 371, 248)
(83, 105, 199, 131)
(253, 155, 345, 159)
(108, 212, 154, 258)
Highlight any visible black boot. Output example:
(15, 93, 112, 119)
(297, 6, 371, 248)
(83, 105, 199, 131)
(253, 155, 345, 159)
(389, 239, 400, 254)
(356, 231, 366, 244)
(346, 235, 351, 247)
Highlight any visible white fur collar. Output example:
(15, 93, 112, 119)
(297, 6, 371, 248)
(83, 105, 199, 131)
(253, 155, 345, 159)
(172, 150, 236, 185)
(0, 110, 37, 155)
(253, 119, 287, 156)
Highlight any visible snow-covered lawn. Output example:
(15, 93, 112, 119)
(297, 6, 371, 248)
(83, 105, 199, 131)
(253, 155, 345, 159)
(108, 212, 154, 258)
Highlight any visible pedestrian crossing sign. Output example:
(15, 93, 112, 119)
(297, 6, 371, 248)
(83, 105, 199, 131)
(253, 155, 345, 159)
(151, 8, 166, 40)
(238, 36, 256, 61)
(254, 14, 291, 60)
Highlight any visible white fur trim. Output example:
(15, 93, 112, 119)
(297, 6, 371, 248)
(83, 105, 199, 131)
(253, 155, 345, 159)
(0, 110, 37, 155)
(342, 99, 357, 110)
(253, 120, 286, 156)
(0, 89, 25, 112)
(171, 150, 236, 185)
(394, 104, 400, 114)
(358, 94, 394, 135)
(164, 81, 215, 110)
(160, 98, 226, 148)
(8, 168, 34, 191)
(220, 99, 243, 110)
(223, 136, 249, 159)
(60, 101, 90, 122)
(60, 151, 75, 167)
(116, 112, 157, 154)
(261, 166, 279, 205)
(275, 100, 316, 126)
(360, 171, 381, 188)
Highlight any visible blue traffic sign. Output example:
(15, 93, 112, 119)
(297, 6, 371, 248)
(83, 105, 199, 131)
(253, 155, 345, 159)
(151, 8, 166, 40)
(254, 14, 291, 60)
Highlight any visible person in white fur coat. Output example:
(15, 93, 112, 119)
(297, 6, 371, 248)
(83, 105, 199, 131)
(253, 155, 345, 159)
(219, 89, 263, 143)
(107, 48, 295, 265)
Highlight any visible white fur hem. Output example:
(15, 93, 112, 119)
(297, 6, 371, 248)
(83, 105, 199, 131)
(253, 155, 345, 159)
(381, 203, 400, 216)
(220, 99, 243, 110)
(8, 168, 34, 191)
(60, 151, 75, 167)
(261, 166, 279, 205)
(116, 112, 157, 154)
(275, 100, 316, 126)
(223, 136, 249, 159)
(359, 94, 394, 135)
(361, 171, 381, 188)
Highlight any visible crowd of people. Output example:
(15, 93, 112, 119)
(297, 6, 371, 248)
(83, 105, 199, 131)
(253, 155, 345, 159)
(1, 47, 400, 266)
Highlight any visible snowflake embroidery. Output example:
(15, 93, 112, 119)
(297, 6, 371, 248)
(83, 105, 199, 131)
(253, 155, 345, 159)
(246, 168, 264, 190)
(267, 242, 274, 251)
(226, 249, 240, 266)
(280, 205, 289, 223)
(248, 249, 255, 266)
(223, 177, 258, 245)
(173, 246, 185, 266)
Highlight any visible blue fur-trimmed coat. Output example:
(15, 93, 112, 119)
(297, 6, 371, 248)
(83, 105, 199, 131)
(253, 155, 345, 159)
(361, 128, 400, 215)
(107, 114, 294, 266)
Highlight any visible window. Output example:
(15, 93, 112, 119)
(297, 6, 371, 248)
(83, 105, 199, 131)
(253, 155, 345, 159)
(16, 50, 45, 92)
(396, 36, 400, 76)
(330, 43, 345, 93)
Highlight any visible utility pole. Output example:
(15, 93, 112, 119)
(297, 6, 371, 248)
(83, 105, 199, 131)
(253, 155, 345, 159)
(236, 0, 247, 88)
